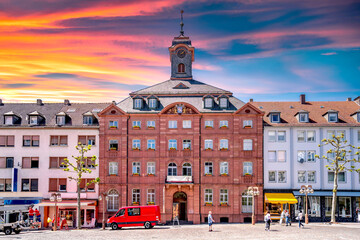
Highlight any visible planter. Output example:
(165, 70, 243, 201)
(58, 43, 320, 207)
(132, 202, 139, 206)
(147, 202, 155, 205)
(169, 148, 177, 151)
(244, 126, 252, 129)
(205, 126, 213, 129)
(132, 173, 140, 176)
(205, 148, 213, 151)
(132, 148, 140, 151)
(183, 148, 191, 151)
(220, 126, 228, 129)
(110, 148, 117, 151)
(133, 126, 140, 130)
(244, 173, 252, 176)
(147, 174, 155, 176)
(147, 148, 155, 151)
(220, 148, 228, 151)
(204, 174, 212, 176)
(205, 202, 213, 206)
(220, 202, 228, 206)
(220, 173, 228, 176)
(109, 174, 117, 176)
(110, 126, 117, 129)
(147, 126, 155, 129)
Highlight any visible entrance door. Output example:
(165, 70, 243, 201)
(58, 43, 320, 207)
(173, 192, 187, 221)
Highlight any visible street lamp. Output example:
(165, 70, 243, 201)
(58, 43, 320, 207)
(50, 193, 62, 231)
(98, 192, 109, 230)
(299, 185, 314, 224)
(247, 186, 260, 225)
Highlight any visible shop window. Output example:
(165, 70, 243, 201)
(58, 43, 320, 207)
(339, 197, 352, 218)
(309, 196, 321, 217)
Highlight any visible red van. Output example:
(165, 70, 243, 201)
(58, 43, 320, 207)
(107, 205, 161, 230)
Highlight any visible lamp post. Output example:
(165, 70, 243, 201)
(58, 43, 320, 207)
(98, 192, 109, 230)
(247, 186, 260, 225)
(50, 193, 62, 231)
(299, 185, 314, 224)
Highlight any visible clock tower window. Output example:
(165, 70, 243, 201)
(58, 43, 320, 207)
(178, 63, 185, 73)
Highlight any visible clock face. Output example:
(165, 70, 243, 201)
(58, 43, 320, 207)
(177, 49, 186, 58)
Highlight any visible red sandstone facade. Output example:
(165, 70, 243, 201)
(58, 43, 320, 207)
(97, 29, 264, 224)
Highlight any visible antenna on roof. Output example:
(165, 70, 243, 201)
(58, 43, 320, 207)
(180, 10, 184, 36)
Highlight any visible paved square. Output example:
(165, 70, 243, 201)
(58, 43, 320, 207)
(1, 223, 360, 240)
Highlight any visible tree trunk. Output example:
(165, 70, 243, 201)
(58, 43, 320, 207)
(77, 181, 81, 229)
(331, 171, 338, 223)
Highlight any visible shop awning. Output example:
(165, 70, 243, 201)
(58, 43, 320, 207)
(265, 193, 298, 204)
(38, 200, 96, 207)
(293, 191, 360, 197)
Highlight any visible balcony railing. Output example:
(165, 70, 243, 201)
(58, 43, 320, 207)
(166, 176, 193, 183)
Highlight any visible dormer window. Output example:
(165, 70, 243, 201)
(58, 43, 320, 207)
(5, 116, 13, 125)
(328, 112, 338, 122)
(147, 96, 158, 109)
(83, 116, 93, 125)
(358, 113, 360, 122)
(204, 97, 213, 109)
(219, 97, 228, 109)
(133, 98, 143, 109)
(350, 110, 360, 123)
(4, 111, 21, 125)
(30, 116, 38, 125)
(269, 112, 281, 123)
(298, 112, 309, 123)
(57, 116, 65, 125)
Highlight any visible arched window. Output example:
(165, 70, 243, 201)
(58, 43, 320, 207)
(241, 192, 252, 213)
(107, 189, 119, 211)
(168, 163, 177, 176)
(182, 163, 192, 176)
(178, 63, 185, 73)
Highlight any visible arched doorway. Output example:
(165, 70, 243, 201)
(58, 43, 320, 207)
(173, 192, 187, 221)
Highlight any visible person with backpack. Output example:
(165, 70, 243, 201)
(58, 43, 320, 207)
(264, 211, 271, 231)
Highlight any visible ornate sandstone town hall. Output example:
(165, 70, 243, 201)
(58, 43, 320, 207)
(97, 20, 264, 224)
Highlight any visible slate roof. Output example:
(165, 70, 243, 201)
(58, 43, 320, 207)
(251, 100, 360, 127)
(0, 101, 109, 128)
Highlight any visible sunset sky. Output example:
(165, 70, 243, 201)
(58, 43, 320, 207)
(0, 0, 359, 103)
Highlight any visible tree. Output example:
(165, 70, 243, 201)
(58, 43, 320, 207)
(62, 144, 100, 229)
(316, 133, 360, 223)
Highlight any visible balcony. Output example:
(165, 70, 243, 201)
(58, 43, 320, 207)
(166, 176, 193, 183)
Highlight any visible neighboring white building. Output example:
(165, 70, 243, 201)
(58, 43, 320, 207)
(0, 99, 109, 227)
(253, 95, 360, 222)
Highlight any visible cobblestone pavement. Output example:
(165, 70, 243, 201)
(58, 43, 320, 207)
(1, 223, 360, 240)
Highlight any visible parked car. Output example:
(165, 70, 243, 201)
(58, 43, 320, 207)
(107, 205, 161, 230)
(0, 212, 22, 235)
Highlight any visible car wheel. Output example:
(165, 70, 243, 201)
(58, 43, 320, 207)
(14, 230, 21, 234)
(144, 221, 151, 229)
(111, 223, 118, 230)
(4, 228, 12, 235)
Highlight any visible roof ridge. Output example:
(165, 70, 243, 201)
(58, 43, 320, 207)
(130, 79, 172, 95)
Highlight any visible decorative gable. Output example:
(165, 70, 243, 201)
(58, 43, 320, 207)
(161, 102, 199, 115)
(98, 104, 127, 117)
(234, 103, 264, 115)
(173, 82, 189, 89)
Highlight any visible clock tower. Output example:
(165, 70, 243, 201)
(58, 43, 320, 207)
(169, 10, 195, 80)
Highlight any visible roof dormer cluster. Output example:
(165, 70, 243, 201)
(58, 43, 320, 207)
(203, 95, 229, 110)
(132, 95, 159, 110)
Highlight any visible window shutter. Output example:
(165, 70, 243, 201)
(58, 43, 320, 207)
(50, 136, 58, 145)
(49, 178, 57, 192)
(0, 157, 5, 168)
(59, 178, 66, 186)
(31, 179, 38, 192)
(87, 179, 95, 191)
(50, 157, 58, 168)
(32, 135, 39, 141)
(88, 136, 95, 144)
(23, 135, 31, 141)
(78, 136, 86, 145)
(22, 157, 31, 168)
(0, 136, 6, 146)
(60, 136, 67, 145)
(80, 179, 86, 189)
(7, 136, 15, 146)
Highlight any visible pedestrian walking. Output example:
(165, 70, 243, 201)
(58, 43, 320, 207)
(285, 210, 291, 226)
(297, 211, 304, 228)
(280, 209, 285, 225)
(264, 211, 271, 231)
(208, 211, 215, 232)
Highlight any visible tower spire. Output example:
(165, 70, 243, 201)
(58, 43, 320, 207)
(180, 10, 184, 36)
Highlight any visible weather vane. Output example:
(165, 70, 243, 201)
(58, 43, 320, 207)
(180, 10, 184, 36)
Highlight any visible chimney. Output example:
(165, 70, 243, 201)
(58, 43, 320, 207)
(64, 99, 70, 105)
(346, 97, 352, 101)
(37, 99, 43, 105)
(0, 99, 3, 105)
(300, 94, 306, 104)
(249, 98, 253, 102)
(112, 101, 116, 105)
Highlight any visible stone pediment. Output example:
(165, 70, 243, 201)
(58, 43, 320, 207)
(161, 102, 199, 115)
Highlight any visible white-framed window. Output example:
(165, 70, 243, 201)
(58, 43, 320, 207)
(168, 163, 177, 176)
(5, 116, 13, 125)
(205, 120, 213, 128)
(107, 189, 119, 211)
(308, 171, 316, 183)
(182, 163, 192, 176)
(327, 151, 336, 161)
(243, 162, 253, 175)
(242, 193, 252, 213)
(132, 139, 141, 150)
(132, 121, 141, 128)
(243, 120, 253, 128)
(132, 189, 140, 203)
(182, 140, 191, 150)
(219, 139, 228, 150)
(148, 99, 157, 109)
(147, 139, 155, 150)
(307, 130, 315, 142)
(205, 189, 213, 203)
(183, 120, 191, 128)
(30, 116, 38, 125)
(132, 162, 140, 174)
(268, 171, 276, 182)
(204, 98, 213, 108)
(298, 171, 306, 183)
(168, 139, 177, 150)
(83, 115, 93, 125)
(109, 162, 118, 175)
(134, 99, 142, 109)
(243, 139, 253, 151)
(298, 151, 306, 163)
(297, 130, 305, 142)
(327, 130, 335, 139)
(268, 131, 276, 142)
(278, 171, 286, 183)
(147, 120, 155, 128)
(268, 151, 276, 162)
(278, 150, 286, 162)
(168, 120, 177, 129)
(278, 131, 286, 142)
(204, 139, 213, 150)
(219, 120, 228, 128)
(328, 171, 346, 183)
(299, 113, 308, 122)
(147, 162, 155, 174)
(220, 189, 228, 203)
(109, 121, 118, 128)
(147, 189, 155, 204)
(270, 113, 280, 123)
(337, 130, 346, 140)
(205, 162, 213, 175)
(57, 116, 65, 126)
(219, 98, 228, 108)
(357, 113, 360, 123)
(307, 151, 316, 162)
(328, 112, 338, 122)
(220, 162, 228, 175)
